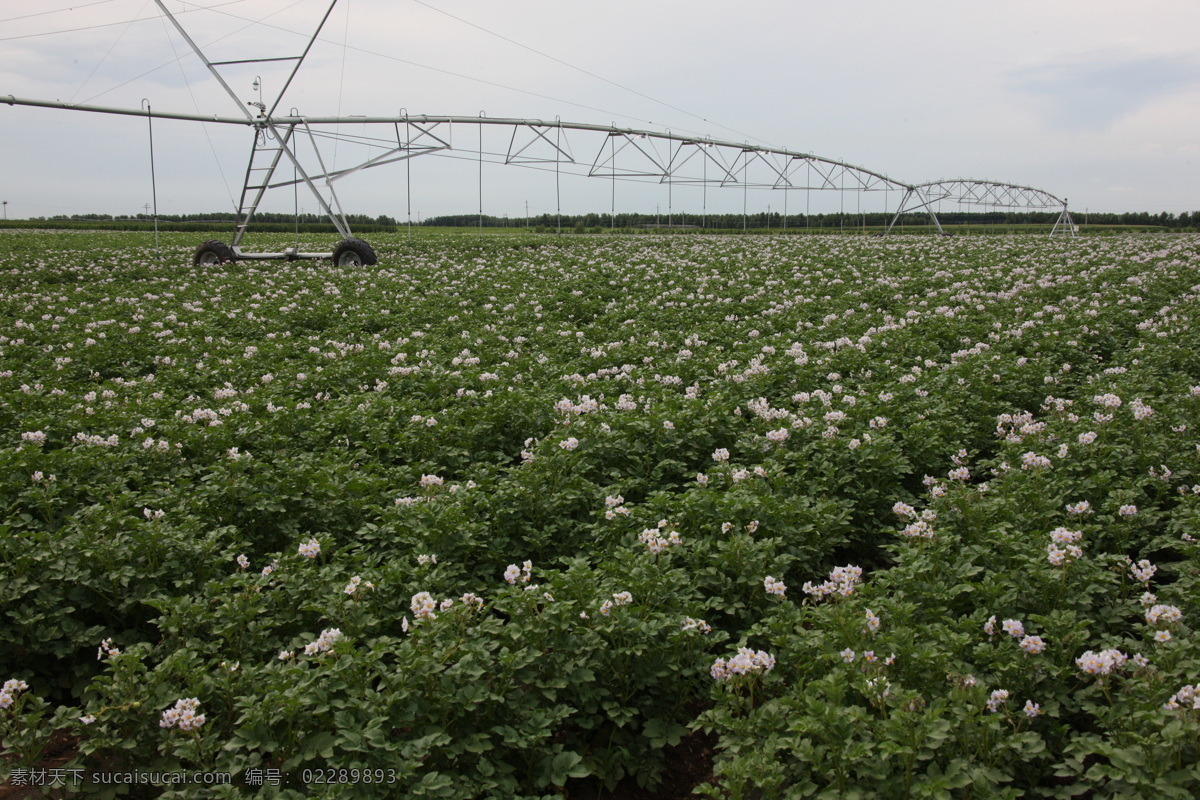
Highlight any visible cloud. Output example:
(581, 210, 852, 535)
(1010, 52, 1200, 130)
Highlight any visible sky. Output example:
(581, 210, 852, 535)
(2, 0, 1199, 223)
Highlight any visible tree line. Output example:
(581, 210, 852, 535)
(422, 209, 1200, 230)
(33, 212, 400, 226)
(11, 209, 1199, 232)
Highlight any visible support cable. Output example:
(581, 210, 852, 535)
(142, 98, 160, 259)
(555, 119, 561, 235)
(409, 0, 765, 148)
(68, 0, 150, 103)
(1, 0, 122, 25)
(0, 0, 249, 42)
(667, 137, 673, 230)
(478, 113, 484, 234)
(405, 120, 412, 243)
(610, 132, 615, 233)
(69, 0, 303, 107)
(157, 12, 236, 211)
(331, 0, 351, 174)
(742, 151, 748, 232)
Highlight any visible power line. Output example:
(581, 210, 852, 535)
(70, 0, 152, 104)
(77, 0, 308, 105)
(0, 0, 248, 42)
(0, 0, 122, 25)
(157, 11, 237, 210)
(409, 0, 767, 148)
(154, 1, 767, 145)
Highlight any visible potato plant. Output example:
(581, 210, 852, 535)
(1, 230, 1198, 797)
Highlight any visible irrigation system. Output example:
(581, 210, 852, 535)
(3, 0, 1078, 266)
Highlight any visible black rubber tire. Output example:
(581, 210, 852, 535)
(331, 237, 377, 267)
(193, 239, 236, 266)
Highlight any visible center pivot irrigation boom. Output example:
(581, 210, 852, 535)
(156, 0, 376, 267)
(3, 0, 1077, 263)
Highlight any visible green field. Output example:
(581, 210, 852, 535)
(2, 230, 1199, 798)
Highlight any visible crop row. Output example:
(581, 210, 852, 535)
(1, 230, 1198, 797)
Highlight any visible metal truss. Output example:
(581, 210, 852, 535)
(885, 180, 1073, 236)
(2, 0, 1075, 243)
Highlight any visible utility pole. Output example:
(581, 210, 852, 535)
(2, 201, 6, 220)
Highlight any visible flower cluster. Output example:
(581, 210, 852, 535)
(599, 591, 633, 616)
(763, 576, 787, 597)
(503, 560, 533, 584)
(1020, 451, 1052, 470)
(604, 495, 631, 519)
(1129, 398, 1155, 420)
(411, 592, 438, 620)
(711, 648, 776, 680)
(638, 526, 681, 554)
(1020, 635, 1047, 654)
(1129, 559, 1157, 583)
(159, 698, 205, 731)
(304, 628, 343, 656)
(97, 638, 120, 660)
(1145, 604, 1182, 627)
(1047, 527, 1083, 565)
(1164, 684, 1200, 711)
(1076, 648, 1127, 676)
(986, 689, 1010, 713)
(681, 617, 712, 634)
(802, 565, 863, 600)
(0, 679, 29, 710)
(995, 411, 1045, 443)
(298, 538, 321, 558)
(985, 617, 1047, 657)
(893, 502, 937, 538)
(344, 575, 374, 595)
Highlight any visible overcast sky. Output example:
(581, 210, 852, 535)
(2, 0, 1198, 222)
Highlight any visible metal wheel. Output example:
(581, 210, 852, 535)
(193, 239, 235, 266)
(331, 237, 377, 267)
